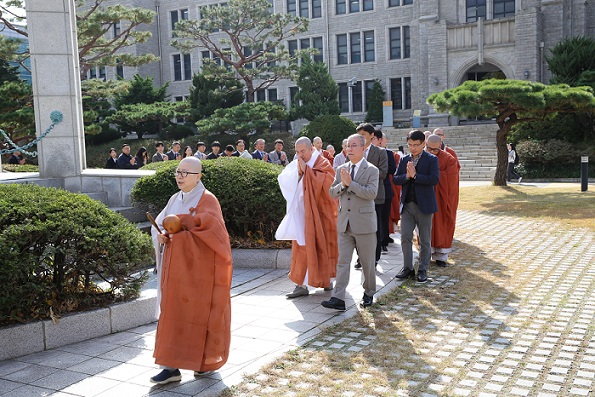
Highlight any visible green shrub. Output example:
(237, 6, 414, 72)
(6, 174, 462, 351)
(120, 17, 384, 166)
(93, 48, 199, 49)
(516, 139, 580, 166)
(300, 115, 356, 150)
(132, 158, 286, 241)
(1, 164, 39, 172)
(0, 184, 154, 325)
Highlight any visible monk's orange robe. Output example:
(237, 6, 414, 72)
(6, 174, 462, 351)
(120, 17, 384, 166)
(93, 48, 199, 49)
(154, 191, 232, 372)
(431, 150, 459, 249)
(290, 155, 338, 287)
(389, 152, 402, 234)
(445, 146, 461, 171)
(322, 149, 334, 165)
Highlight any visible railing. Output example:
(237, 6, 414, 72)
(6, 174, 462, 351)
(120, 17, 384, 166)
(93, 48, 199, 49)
(447, 18, 515, 50)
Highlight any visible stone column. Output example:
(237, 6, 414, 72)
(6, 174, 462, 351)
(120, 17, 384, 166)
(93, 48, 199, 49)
(26, 0, 86, 178)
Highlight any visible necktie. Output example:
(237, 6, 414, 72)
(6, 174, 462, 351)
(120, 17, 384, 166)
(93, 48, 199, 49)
(350, 164, 356, 180)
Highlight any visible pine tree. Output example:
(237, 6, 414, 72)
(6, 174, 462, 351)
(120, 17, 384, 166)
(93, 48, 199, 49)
(188, 73, 244, 122)
(292, 59, 340, 121)
(364, 80, 385, 123)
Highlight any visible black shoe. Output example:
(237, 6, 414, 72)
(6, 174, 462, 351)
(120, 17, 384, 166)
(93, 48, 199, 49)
(417, 270, 428, 283)
(321, 297, 346, 311)
(395, 267, 415, 280)
(361, 294, 373, 308)
(435, 260, 447, 267)
(150, 369, 182, 384)
(381, 246, 388, 252)
(354, 260, 362, 270)
(388, 237, 394, 244)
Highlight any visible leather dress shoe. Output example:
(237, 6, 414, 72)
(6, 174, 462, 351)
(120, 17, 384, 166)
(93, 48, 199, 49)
(381, 246, 388, 253)
(286, 285, 309, 298)
(387, 237, 394, 244)
(354, 260, 362, 270)
(361, 293, 373, 308)
(417, 270, 428, 283)
(395, 267, 415, 280)
(435, 260, 447, 267)
(321, 297, 346, 311)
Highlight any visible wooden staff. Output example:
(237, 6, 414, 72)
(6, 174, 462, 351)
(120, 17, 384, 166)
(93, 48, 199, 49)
(146, 212, 163, 234)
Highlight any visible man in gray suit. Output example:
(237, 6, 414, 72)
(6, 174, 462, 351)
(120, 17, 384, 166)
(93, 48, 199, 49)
(353, 123, 388, 269)
(321, 134, 379, 311)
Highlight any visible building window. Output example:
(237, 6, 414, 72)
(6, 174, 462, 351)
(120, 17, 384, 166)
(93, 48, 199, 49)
(256, 89, 266, 102)
(338, 83, 349, 112)
(173, 54, 192, 81)
(363, 0, 374, 11)
(312, 37, 323, 62)
(113, 21, 121, 38)
(364, 80, 375, 111)
(493, 0, 515, 18)
(466, 0, 486, 22)
(98, 66, 106, 81)
(268, 88, 278, 102)
(352, 81, 362, 113)
(337, 34, 348, 65)
(363, 31, 375, 62)
(170, 9, 189, 36)
(389, 26, 410, 60)
(115, 60, 124, 79)
(350, 32, 361, 64)
(89, 68, 97, 79)
(389, 0, 413, 6)
(299, 0, 309, 17)
(349, 0, 359, 13)
(390, 77, 411, 110)
(336, 0, 346, 14)
(287, 0, 297, 15)
(290, 86, 299, 105)
(312, 0, 322, 18)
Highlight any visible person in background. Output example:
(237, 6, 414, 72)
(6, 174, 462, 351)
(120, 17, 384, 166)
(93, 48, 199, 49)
(313, 136, 334, 164)
(134, 147, 148, 168)
(232, 139, 253, 159)
(268, 139, 288, 166)
(326, 144, 335, 157)
(116, 144, 138, 169)
(222, 145, 235, 157)
(333, 139, 348, 170)
(206, 141, 221, 160)
(105, 148, 118, 169)
(252, 139, 269, 162)
(152, 142, 169, 162)
(166, 142, 181, 161)
(194, 142, 207, 160)
(182, 146, 194, 159)
(397, 146, 405, 158)
(507, 143, 522, 183)
(378, 132, 397, 252)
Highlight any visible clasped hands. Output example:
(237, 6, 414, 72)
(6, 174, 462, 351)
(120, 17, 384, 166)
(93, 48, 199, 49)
(406, 161, 417, 179)
(340, 167, 352, 188)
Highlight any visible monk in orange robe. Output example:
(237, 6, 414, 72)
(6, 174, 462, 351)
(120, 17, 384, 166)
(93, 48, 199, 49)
(149, 157, 232, 385)
(276, 137, 338, 298)
(389, 151, 401, 234)
(426, 134, 459, 267)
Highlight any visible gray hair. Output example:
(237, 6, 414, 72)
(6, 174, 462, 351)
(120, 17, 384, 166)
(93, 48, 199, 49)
(347, 134, 365, 147)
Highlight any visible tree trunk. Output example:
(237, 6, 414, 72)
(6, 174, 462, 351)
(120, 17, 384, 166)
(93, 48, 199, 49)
(494, 127, 509, 186)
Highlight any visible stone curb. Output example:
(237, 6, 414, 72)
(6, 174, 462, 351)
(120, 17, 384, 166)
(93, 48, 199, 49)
(0, 248, 290, 361)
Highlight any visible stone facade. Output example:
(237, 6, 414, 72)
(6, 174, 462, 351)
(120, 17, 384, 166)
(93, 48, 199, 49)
(72, 0, 595, 128)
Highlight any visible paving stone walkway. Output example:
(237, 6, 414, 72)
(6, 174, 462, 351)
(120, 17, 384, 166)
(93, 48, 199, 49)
(1, 205, 594, 396)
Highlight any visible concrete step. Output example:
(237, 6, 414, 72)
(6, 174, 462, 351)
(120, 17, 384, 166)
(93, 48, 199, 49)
(111, 206, 147, 223)
(83, 191, 108, 205)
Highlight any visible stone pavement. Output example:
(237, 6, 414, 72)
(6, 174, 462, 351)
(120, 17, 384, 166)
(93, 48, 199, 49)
(0, 245, 404, 396)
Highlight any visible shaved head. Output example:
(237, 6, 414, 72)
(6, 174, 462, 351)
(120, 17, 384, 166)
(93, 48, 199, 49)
(427, 134, 442, 145)
(295, 136, 314, 162)
(179, 156, 202, 173)
(295, 136, 312, 148)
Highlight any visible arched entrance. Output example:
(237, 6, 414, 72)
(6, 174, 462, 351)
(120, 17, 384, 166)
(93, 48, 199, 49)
(462, 63, 506, 84)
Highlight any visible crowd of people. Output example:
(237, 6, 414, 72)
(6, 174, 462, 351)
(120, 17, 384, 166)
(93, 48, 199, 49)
(146, 124, 462, 385)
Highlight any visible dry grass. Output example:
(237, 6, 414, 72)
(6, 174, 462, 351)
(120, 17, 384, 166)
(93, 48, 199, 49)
(457, 185, 595, 231)
(222, 185, 595, 396)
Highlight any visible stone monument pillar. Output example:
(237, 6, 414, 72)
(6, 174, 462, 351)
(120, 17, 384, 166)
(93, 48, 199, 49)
(26, 0, 86, 178)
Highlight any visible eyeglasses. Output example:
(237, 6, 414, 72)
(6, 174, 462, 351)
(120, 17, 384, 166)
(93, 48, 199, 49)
(174, 170, 200, 178)
(426, 147, 441, 152)
(407, 143, 423, 148)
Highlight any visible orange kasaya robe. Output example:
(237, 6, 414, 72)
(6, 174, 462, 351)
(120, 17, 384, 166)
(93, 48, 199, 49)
(154, 191, 233, 372)
(389, 151, 402, 234)
(445, 146, 461, 171)
(290, 155, 338, 288)
(431, 150, 460, 249)
(321, 149, 334, 165)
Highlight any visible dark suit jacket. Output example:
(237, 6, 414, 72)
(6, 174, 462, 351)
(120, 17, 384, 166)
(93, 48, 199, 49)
(365, 145, 388, 205)
(393, 150, 439, 214)
(166, 150, 178, 160)
(384, 149, 397, 201)
(251, 150, 270, 161)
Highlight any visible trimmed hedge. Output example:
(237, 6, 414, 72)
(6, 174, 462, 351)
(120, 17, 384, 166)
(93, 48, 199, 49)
(300, 115, 356, 150)
(132, 158, 286, 241)
(0, 184, 154, 325)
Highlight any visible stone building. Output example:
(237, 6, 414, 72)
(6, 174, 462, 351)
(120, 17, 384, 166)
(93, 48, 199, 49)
(90, 0, 594, 127)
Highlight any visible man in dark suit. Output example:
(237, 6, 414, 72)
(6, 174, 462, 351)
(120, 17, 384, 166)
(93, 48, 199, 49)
(321, 134, 379, 311)
(166, 142, 181, 160)
(354, 123, 387, 269)
(393, 130, 440, 283)
(378, 132, 397, 251)
(251, 139, 269, 162)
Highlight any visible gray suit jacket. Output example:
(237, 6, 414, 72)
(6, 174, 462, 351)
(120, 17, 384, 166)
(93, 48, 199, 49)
(365, 144, 388, 204)
(268, 150, 288, 166)
(330, 159, 379, 234)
